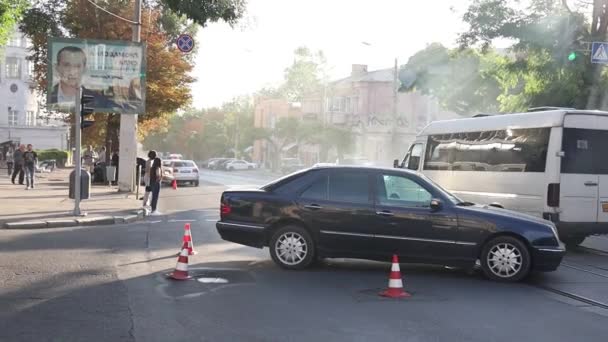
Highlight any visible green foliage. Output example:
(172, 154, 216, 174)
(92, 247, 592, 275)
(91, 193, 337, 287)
(278, 46, 327, 101)
(402, 0, 608, 114)
(401, 43, 502, 114)
(162, 0, 246, 27)
(37, 149, 69, 162)
(0, 0, 29, 46)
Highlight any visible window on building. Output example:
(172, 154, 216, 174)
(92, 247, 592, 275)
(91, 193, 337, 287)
(424, 128, 550, 172)
(27, 60, 34, 79)
(8, 36, 22, 47)
(6, 57, 21, 79)
(8, 110, 18, 126)
(26, 111, 36, 126)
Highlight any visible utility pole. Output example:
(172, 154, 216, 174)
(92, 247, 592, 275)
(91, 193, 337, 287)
(117, 0, 141, 192)
(73, 89, 82, 216)
(392, 57, 399, 157)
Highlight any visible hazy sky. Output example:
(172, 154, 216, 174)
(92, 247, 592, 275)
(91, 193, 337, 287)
(191, 0, 470, 108)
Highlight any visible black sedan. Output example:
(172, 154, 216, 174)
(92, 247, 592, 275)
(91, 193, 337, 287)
(216, 166, 565, 282)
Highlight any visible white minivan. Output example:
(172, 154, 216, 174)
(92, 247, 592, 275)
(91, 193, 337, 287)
(397, 108, 608, 247)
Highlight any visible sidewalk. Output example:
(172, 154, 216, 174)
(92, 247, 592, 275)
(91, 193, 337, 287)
(0, 168, 144, 229)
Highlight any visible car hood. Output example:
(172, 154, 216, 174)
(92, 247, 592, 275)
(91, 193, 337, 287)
(458, 204, 552, 226)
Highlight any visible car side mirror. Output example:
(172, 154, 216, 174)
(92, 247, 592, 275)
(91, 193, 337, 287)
(393, 159, 399, 168)
(430, 199, 441, 211)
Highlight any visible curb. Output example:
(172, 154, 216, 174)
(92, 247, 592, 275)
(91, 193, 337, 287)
(2, 209, 147, 230)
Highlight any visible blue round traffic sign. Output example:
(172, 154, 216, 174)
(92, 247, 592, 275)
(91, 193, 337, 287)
(177, 34, 194, 53)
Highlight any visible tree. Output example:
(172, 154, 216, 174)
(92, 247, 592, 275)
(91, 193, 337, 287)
(20, 0, 246, 148)
(162, 0, 246, 27)
(457, 0, 608, 111)
(279, 46, 328, 102)
(401, 43, 503, 115)
(0, 0, 29, 46)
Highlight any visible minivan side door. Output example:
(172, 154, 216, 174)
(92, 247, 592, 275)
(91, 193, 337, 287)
(559, 115, 608, 225)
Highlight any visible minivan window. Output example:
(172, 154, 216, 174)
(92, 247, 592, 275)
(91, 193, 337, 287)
(405, 144, 423, 170)
(424, 128, 550, 172)
(561, 128, 608, 174)
(328, 171, 370, 204)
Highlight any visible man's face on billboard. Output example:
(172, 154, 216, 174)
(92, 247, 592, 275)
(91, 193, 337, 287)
(56, 50, 86, 89)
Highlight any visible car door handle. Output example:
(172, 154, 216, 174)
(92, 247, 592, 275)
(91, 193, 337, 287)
(304, 204, 322, 210)
(376, 210, 394, 217)
(584, 181, 598, 186)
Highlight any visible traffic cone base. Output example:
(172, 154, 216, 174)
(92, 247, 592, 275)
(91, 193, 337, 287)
(169, 248, 191, 281)
(379, 254, 411, 298)
(171, 179, 177, 190)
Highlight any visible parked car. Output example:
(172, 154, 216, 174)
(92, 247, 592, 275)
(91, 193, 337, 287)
(209, 158, 233, 170)
(224, 159, 257, 171)
(200, 158, 222, 169)
(168, 153, 183, 160)
(280, 158, 305, 174)
(163, 160, 199, 186)
(216, 158, 237, 170)
(216, 165, 565, 282)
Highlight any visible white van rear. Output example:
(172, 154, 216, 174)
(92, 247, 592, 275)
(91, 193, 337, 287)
(398, 109, 608, 247)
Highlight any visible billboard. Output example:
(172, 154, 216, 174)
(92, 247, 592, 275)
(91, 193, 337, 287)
(47, 37, 146, 114)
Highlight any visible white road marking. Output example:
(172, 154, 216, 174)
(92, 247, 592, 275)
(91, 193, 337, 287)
(168, 219, 194, 223)
(206, 219, 218, 222)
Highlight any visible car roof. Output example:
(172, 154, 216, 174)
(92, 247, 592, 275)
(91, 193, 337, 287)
(310, 164, 416, 175)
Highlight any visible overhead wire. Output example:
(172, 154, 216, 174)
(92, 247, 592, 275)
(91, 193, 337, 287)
(86, 0, 140, 25)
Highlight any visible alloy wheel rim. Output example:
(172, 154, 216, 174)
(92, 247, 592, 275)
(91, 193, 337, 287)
(275, 232, 308, 265)
(487, 242, 522, 278)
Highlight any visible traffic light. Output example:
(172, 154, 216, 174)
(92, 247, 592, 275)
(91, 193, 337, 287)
(568, 51, 577, 61)
(81, 94, 95, 129)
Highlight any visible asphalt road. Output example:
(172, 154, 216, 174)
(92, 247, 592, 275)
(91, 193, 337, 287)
(2, 169, 608, 341)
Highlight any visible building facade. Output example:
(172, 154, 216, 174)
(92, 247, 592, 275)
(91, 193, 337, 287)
(252, 98, 302, 168)
(0, 28, 68, 161)
(301, 64, 459, 166)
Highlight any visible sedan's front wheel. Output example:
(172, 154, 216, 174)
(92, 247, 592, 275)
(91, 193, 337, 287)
(269, 226, 315, 270)
(480, 236, 531, 282)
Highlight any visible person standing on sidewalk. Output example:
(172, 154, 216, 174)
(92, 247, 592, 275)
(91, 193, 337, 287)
(23, 144, 38, 190)
(6, 148, 14, 176)
(83, 145, 97, 174)
(149, 156, 163, 216)
(11, 144, 25, 185)
(141, 150, 156, 209)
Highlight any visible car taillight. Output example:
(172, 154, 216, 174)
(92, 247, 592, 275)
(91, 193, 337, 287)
(547, 183, 560, 207)
(193, 169, 198, 173)
(220, 202, 231, 218)
(173, 168, 179, 172)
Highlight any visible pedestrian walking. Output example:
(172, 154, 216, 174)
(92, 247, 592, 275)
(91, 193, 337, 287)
(11, 144, 25, 185)
(6, 148, 14, 176)
(83, 145, 97, 174)
(142, 150, 156, 209)
(149, 156, 163, 216)
(111, 151, 119, 185)
(23, 144, 38, 189)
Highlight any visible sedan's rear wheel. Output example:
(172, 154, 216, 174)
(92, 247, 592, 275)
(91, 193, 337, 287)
(480, 236, 530, 282)
(269, 226, 315, 270)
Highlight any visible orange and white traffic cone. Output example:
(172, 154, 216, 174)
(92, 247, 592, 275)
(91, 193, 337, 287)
(169, 248, 191, 280)
(178, 223, 197, 255)
(171, 179, 177, 190)
(380, 254, 411, 298)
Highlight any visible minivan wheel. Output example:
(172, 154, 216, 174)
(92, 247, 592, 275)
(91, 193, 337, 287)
(562, 235, 586, 249)
(480, 236, 531, 282)
(269, 225, 315, 270)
